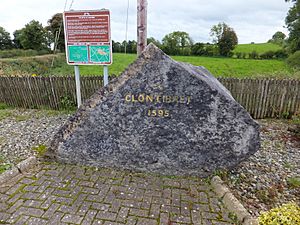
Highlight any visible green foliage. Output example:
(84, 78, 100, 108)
(269, 31, 287, 45)
(285, 0, 300, 53)
(286, 50, 300, 69)
(0, 103, 9, 110)
(191, 43, 218, 56)
(258, 202, 300, 225)
(46, 13, 65, 52)
(287, 177, 300, 188)
(274, 49, 288, 59)
(162, 31, 193, 55)
(112, 40, 137, 54)
(0, 49, 50, 59)
(248, 51, 259, 59)
(0, 54, 63, 76)
(147, 37, 161, 48)
(1, 52, 297, 79)
(17, 20, 50, 51)
(0, 154, 11, 174)
(0, 26, 13, 50)
(59, 95, 76, 111)
(32, 144, 47, 157)
(260, 51, 275, 60)
(210, 22, 238, 56)
(234, 43, 282, 54)
(0, 110, 12, 121)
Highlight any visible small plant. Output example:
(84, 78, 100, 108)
(60, 95, 76, 111)
(0, 103, 9, 109)
(0, 163, 12, 174)
(258, 202, 300, 225)
(32, 144, 47, 157)
(0, 110, 12, 121)
(14, 114, 31, 122)
(228, 212, 239, 224)
(0, 154, 12, 174)
(287, 177, 300, 189)
(286, 50, 300, 69)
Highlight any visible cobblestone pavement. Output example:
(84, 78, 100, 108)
(0, 162, 235, 225)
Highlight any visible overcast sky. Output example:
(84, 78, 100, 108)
(0, 0, 293, 44)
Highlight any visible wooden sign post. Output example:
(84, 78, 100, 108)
(137, 0, 147, 55)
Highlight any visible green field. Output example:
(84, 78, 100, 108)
(1, 47, 299, 79)
(48, 53, 297, 79)
(233, 43, 282, 54)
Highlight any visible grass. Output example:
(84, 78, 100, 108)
(0, 108, 72, 122)
(287, 177, 300, 189)
(172, 55, 295, 78)
(0, 154, 12, 174)
(1, 45, 299, 79)
(233, 43, 282, 54)
(49, 53, 298, 79)
(0, 110, 12, 121)
(32, 144, 47, 157)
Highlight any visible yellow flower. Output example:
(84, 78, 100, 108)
(32, 74, 37, 77)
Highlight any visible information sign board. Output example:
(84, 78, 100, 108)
(63, 10, 112, 65)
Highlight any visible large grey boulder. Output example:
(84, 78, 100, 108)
(46, 44, 260, 177)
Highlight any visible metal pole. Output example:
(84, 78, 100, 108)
(74, 65, 82, 108)
(103, 65, 109, 86)
(137, 0, 147, 55)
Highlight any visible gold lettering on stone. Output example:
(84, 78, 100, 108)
(125, 93, 192, 105)
(124, 93, 192, 118)
(146, 95, 153, 103)
(125, 95, 131, 102)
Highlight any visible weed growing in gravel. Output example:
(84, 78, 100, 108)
(0, 110, 12, 121)
(32, 144, 47, 157)
(0, 154, 12, 174)
(14, 114, 31, 122)
(287, 177, 300, 189)
(0, 103, 9, 109)
(0, 163, 11, 173)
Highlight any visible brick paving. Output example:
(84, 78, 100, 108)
(0, 162, 236, 225)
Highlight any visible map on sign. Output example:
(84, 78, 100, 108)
(63, 10, 112, 65)
(68, 46, 88, 63)
(90, 46, 111, 63)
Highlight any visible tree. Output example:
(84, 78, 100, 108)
(0, 27, 13, 50)
(13, 29, 23, 49)
(285, 0, 300, 53)
(147, 37, 161, 48)
(47, 13, 65, 52)
(112, 40, 122, 53)
(210, 22, 238, 56)
(269, 31, 286, 45)
(18, 20, 50, 50)
(162, 31, 193, 55)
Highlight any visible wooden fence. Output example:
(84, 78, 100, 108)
(0, 76, 299, 119)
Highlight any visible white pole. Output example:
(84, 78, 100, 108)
(74, 65, 82, 108)
(103, 65, 109, 86)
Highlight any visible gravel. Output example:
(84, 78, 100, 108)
(0, 109, 299, 216)
(0, 109, 69, 165)
(226, 119, 300, 216)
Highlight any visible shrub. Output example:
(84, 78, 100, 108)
(0, 49, 50, 59)
(286, 51, 300, 69)
(260, 51, 275, 59)
(241, 52, 248, 59)
(235, 52, 242, 59)
(249, 51, 259, 59)
(258, 202, 300, 225)
(274, 49, 288, 59)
